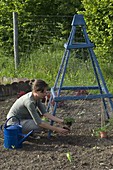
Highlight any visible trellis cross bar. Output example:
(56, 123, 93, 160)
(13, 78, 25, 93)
(47, 14, 113, 137)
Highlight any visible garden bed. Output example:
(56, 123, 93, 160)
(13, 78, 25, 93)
(0, 96, 113, 170)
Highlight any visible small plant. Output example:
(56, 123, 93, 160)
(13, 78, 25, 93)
(64, 117, 75, 127)
(11, 145, 15, 149)
(94, 118, 113, 138)
(95, 125, 108, 133)
(94, 126, 108, 138)
(66, 152, 72, 163)
(42, 117, 49, 122)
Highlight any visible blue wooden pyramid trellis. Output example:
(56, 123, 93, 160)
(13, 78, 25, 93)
(47, 14, 113, 137)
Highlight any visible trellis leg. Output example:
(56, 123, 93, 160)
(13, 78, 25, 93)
(47, 14, 113, 138)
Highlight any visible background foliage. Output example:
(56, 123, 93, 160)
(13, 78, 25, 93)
(0, 0, 82, 57)
(81, 0, 113, 92)
(81, 0, 113, 61)
(0, 0, 113, 92)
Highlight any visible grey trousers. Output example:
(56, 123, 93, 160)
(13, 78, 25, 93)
(20, 119, 42, 133)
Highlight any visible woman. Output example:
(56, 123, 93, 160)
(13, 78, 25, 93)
(7, 79, 69, 135)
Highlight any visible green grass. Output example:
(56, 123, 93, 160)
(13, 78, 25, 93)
(0, 42, 113, 94)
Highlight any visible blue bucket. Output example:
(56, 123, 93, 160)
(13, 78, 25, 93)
(3, 116, 33, 149)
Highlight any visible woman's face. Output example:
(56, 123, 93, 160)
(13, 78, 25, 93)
(39, 89, 47, 99)
(34, 88, 47, 100)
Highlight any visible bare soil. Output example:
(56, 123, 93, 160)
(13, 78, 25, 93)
(0, 96, 113, 170)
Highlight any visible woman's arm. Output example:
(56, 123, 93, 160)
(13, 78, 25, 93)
(39, 121, 69, 135)
(44, 113, 64, 124)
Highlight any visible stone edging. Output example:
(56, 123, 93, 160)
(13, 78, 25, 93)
(0, 78, 34, 100)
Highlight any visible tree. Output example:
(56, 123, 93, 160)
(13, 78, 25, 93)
(80, 0, 113, 63)
(0, 0, 83, 58)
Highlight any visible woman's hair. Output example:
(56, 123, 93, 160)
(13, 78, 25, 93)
(32, 79, 48, 93)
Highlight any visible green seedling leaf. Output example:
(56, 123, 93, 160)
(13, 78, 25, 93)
(42, 117, 49, 122)
(66, 152, 72, 162)
(11, 145, 15, 149)
(64, 117, 75, 123)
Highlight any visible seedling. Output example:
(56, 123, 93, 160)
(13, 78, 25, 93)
(42, 117, 49, 122)
(94, 118, 113, 137)
(64, 117, 75, 127)
(66, 152, 72, 162)
(11, 145, 15, 149)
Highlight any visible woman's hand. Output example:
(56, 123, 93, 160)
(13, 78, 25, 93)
(56, 127, 70, 135)
(39, 121, 70, 135)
